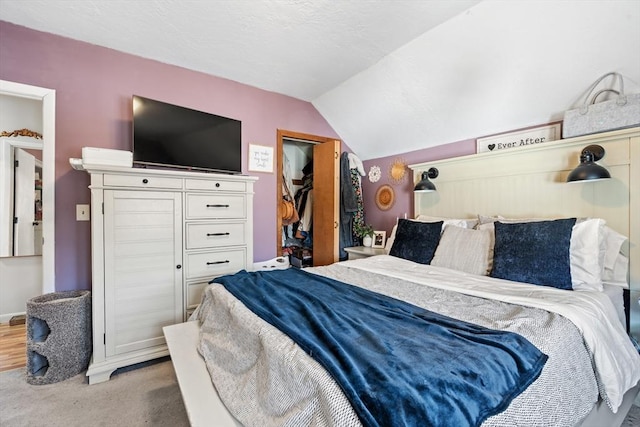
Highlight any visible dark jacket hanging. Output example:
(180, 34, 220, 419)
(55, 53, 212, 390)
(339, 152, 357, 260)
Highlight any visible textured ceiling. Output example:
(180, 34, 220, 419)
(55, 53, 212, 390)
(1, 1, 639, 160)
(0, 0, 479, 101)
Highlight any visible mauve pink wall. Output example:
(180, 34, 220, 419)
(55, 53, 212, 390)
(361, 140, 476, 237)
(0, 21, 340, 291)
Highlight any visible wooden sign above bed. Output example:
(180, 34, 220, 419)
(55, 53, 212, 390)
(476, 122, 562, 153)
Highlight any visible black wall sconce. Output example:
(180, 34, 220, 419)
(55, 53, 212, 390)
(567, 144, 611, 183)
(414, 167, 439, 192)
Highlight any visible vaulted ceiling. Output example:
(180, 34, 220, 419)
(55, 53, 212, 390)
(1, 0, 638, 160)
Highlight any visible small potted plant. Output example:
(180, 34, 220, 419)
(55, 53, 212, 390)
(355, 223, 375, 247)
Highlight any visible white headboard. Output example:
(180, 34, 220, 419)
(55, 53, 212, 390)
(409, 127, 639, 337)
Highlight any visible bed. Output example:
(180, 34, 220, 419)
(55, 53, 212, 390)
(164, 127, 640, 426)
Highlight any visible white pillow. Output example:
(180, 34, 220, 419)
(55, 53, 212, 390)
(602, 226, 629, 288)
(569, 218, 607, 291)
(477, 214, 503, 226)
(416, 215, 478, 229)
(431, 225, 492, 275)
(602, 284, 626, 328)
(384, 216, 478, 253)
(603, 254, 629, 288)
(384, 224, 397, 253)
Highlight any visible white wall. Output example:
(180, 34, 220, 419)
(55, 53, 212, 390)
(0, 94, 42, 131)
(283, 142, 313, 183)
(0, 256, 42, 322)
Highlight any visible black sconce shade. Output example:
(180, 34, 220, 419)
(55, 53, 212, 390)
(567, 144, 611, 183)
(414, 167, 439, 192)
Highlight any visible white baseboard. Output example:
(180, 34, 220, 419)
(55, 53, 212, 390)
(0, 311, 26, 324)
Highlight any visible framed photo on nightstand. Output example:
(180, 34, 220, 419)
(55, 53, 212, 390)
(372, 231, 386, 248)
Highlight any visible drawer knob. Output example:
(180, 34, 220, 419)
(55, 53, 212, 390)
(206, 260, 230, 265)
(215, 182, 221, 188)
(206, 204, 230, 208)
(206, 232, 230, 236)
(142, 178, 149, 184)
(176, 264, 182, 269)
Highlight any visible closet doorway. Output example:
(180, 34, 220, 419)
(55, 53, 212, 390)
(276, 130, 340, 266)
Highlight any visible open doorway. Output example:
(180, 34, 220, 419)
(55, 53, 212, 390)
(1, 80, 55, 326)
(276, 130, 340, 266)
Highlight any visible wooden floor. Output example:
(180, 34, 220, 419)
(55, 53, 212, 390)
(0, 322, 27, 372)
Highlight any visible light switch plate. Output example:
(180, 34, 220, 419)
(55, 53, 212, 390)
(76, 204, 90, 221)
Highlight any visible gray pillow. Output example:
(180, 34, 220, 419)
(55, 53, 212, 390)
(431, 225, 492, 275)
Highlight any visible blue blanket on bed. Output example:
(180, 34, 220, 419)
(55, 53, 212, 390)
(212, 268, 547, 427)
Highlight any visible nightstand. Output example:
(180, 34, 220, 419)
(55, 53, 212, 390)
(344, 246, 386, 260)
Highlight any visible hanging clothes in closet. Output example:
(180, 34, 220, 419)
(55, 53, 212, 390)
(339, 152, 366, 260)
(282, 153, 314, 259)
(293, 160, 313, 247)
(348, 152, 366, 243)
(282, 152, 299, 246)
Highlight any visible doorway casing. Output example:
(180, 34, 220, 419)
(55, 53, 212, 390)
(0, 80, 56, 295)
(276, 129, 340, 266)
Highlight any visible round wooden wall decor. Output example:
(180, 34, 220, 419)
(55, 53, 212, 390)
(375, 185, 395, 211)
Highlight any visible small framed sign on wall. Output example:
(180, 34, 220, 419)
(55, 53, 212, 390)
(248, 144, 274, 173)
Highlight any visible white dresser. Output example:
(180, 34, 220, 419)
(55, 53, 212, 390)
(81, 165, 257, 384)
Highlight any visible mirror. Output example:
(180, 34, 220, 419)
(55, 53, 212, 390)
(0, 80, 56, 294)
(0, 139, 44, 256)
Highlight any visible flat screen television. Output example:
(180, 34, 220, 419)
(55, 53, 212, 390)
(132, 95, 242, 174)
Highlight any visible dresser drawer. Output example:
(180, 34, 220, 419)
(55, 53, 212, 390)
(186, 222, 246, 249)
(186, 281, 208, 309)
(185, 248, 246, 279)
(104, 174, 183, 189)
(186, 178, 246, 192)
(185, 194, 245, 219)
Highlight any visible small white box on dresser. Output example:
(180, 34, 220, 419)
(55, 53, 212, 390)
(81, 147, 133, 168)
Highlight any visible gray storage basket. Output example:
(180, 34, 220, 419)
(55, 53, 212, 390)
(563, 72, 640, 138)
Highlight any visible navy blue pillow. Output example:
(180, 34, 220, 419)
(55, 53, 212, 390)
(490, 218, 576, 289)
(389, 219, 443, 265)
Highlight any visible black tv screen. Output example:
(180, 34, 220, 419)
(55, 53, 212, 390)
(132, 95, 242, 174)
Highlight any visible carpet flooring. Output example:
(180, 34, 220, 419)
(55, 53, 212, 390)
(0, 358, 188, 427)
(1, 357, 639, 426)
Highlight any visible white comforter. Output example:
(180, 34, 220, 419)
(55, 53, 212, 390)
(342, 255, 640, 412)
